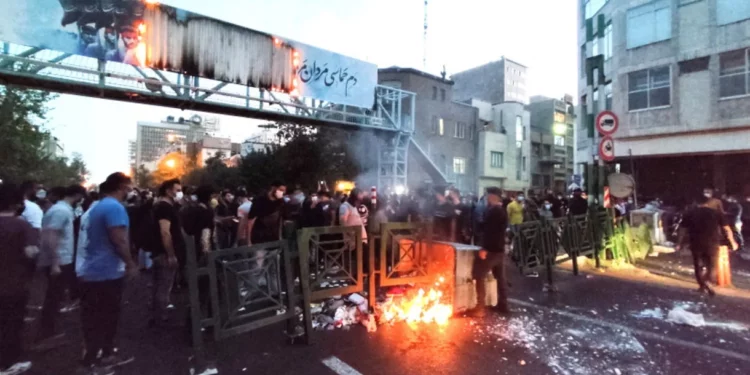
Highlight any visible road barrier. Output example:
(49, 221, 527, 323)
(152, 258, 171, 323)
(510, 208, 613, 286)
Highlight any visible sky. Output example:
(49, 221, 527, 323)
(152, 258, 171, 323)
(43, 0, 578, 182)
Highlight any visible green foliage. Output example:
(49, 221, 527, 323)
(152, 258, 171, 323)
(0, 85, 87, 186)
(183, 124, 361, 194)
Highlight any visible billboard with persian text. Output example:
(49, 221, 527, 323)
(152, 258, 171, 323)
(0, 0, 376, 108)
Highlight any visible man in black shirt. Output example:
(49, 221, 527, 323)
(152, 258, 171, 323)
(680, 195, 736, 295)
(467, 187, 509, 317)
(150, 179, 184, 327)
(432, 187, 456, 242)
(568, 188, 589, 216)
(248, 182, 287, 245)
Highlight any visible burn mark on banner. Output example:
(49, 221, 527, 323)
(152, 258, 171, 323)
(298, 60, 358, 97)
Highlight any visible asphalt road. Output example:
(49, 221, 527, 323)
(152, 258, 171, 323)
(22, 265, 750, 375)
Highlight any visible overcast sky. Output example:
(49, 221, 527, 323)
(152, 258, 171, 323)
(45, 0, 578, 182)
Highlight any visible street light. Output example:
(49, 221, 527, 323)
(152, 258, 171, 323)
(165, 159, 176, 168)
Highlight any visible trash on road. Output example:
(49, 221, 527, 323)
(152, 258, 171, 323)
(666, 307, 705, 327)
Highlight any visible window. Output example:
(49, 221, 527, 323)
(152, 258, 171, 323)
(532, 143, 541, 157)
(581, 45, 587, 77)
(469, 124, 474, 140)
(432, 86, 438, 100)
(554, 135, 566, 146)
(592, 36, 600, 58)
(532, 174, 541, 186)
(431, 116, 445, 135)
(453, 157, 466, 175)
(554, 112, 566, 123)
(605, 82, 613, 110)
(719, 49, 750, 98)
(584, 0, 608, 20)
(454, 122, 467, 139)
(441, 89, 446, 102)
(626, 0, 671, 49)
(543, 145, 552, 157)
(490, 152, 504, 168)
(628, 66, 671, 110)
(603, 22, 613, 60)
(717, 0, 750, 26)
(515, 116, 525, 142)
(522, 157, 527, 172)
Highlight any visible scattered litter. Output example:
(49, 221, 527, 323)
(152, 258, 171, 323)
(632, 308, 664, 319)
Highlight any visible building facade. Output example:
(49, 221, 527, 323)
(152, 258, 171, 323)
(379, 67, 479, 194)
(579, 0, 750, 202)
(135, 116, 210, 169)
(528, 96, 576, 193)
(475, 101, 531, 195)
(452, 57, 529, 105)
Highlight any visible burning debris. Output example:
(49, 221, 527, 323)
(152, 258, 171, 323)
(310, 277, 454, 331)
(376, 277, 453, 327)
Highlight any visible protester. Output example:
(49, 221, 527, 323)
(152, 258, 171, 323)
(35, 184, 86, 349)
(679, 194, 737, 296)
(568, 188, 589, 216)
(467, 187, 509, 317)
(149, 179, 184, 328)
(20, 180, 43, 236)
(703, 187, 725, 214)
(77, 172, 137, 374)
(506, 192, 525, 226)
(0, 183, 39, 375)
(339, 188, 368, 246)
(432, 187, 456, 241)
(214, 190, 236, 249)
(308, 191, 333, 228)
(236, 191, 253, 246)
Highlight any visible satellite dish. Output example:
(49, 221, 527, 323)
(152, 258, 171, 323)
(608, 173, 635, 198)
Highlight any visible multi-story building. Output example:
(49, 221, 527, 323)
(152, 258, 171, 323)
(128, 140, 136, 171)
(135, 116, 209, 169)
(469, 99, 531, 195)
(578, 0, 750, 202)
(378, 67, 479, 194)
(528, 96, 576, 193)
(452, 57, 529, 105)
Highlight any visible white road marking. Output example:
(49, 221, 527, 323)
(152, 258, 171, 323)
(509, 298, 750, 363)
(322, 356, 363, 375)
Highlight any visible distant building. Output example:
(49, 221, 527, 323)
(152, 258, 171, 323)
(41, 134, 64, 158)
(135, 116, 211, 169)
(471, 100, 531, 195)
(128, 140, 136, 171)
(240, 127, 281, 156)
(379, 67, 479, 194)
(452, 57, 529, 105)
(194, 136, 233, 167)
(528, 96, 576, 193)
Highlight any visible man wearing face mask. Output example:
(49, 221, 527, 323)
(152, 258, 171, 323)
(215, 191, 236, 249)
(507, 193, 525, 226)
(703, 187, 725, 215)
(149, 179, 184, 328)
(78, 172, 138, 373)
(34, 184, 87, 350)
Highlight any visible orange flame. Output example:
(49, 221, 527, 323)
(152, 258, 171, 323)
(378, 277, 453, 327)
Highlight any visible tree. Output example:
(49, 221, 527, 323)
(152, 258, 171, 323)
(135, 164, 154, 189)
(0, 85, 58, 183)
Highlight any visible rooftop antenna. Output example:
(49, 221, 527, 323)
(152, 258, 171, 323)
(423, 0, 428, 70)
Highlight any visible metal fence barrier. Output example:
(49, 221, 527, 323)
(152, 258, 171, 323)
(510, 209, 613, 286)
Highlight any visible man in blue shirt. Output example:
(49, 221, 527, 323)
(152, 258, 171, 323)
(78, 173, 138, 374)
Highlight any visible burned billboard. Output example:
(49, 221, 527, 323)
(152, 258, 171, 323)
(0, 0, 376, 108)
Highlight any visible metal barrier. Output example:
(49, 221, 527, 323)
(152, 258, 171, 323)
(185, 238, 311, 351)
(510, 209, 613, 286)
(367, 222, 434, 307)
(297, 226, 364, 301)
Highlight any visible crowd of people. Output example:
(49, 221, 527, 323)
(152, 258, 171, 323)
(4, 171, 749, 374)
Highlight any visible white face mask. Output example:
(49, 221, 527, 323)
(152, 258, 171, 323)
(36, 190, 47, 199)
(544, 204, 552, 210)
(175, 191, 184, 201)
(275, 190, 284, 199)
(191, 195, 198, 202)
(127, 191, 137, 200)
(704, 193, 712, 199)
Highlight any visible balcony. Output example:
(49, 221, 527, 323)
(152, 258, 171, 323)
(538, 155, 565, 165)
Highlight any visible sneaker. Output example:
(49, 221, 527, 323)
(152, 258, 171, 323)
(1, 361, 32, 375)
(99, 353, 134, 369)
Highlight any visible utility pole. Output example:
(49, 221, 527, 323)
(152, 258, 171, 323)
(585, 14, 607, 206)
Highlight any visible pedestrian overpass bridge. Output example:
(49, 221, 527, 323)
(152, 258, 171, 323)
(0, 0, 427, 191)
